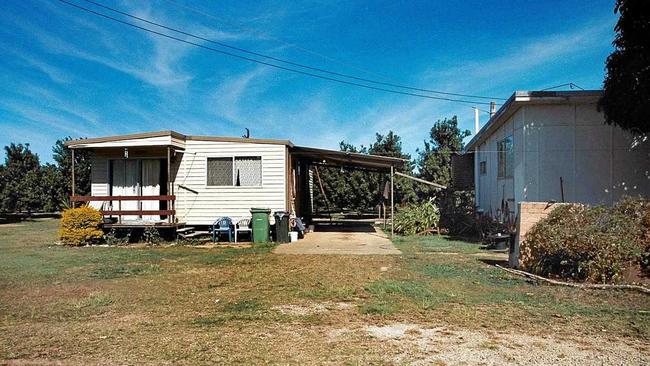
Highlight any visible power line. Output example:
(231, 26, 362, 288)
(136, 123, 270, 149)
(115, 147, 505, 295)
(73, 0, 506, 102)
(160, 0, 396, 83)
(56, 0, 496, 105)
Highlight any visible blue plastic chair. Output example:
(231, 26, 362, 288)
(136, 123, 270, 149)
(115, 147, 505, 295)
(211, 217, 233, 242)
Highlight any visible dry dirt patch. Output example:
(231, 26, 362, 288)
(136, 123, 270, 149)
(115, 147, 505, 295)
(271, 302, 355, 316)
(351, 323, 650, 365)
(273, 226, 401, 255)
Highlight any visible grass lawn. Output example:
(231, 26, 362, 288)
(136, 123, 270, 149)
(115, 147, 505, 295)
(1, 219, 649, 365)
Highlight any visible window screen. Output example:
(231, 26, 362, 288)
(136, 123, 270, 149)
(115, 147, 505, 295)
(497, 136, 513, 178)
(207, 158, 233, 186)
(479, 161, 487, 175)
(234, 157, 262, 186)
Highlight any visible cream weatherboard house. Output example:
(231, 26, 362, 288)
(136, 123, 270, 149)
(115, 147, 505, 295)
(464, 90, 650, 218)
(65, 132, 403, 229)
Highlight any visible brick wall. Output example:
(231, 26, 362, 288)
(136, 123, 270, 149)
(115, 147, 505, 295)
(510, 201, 569, 268)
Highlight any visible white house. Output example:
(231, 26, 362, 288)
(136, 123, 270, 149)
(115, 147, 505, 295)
(66, 132, 403, 228)
(464, 90, 650, 217)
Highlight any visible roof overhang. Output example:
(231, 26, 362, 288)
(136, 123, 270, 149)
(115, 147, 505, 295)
(65, 130, 407, 171)
(464, 90, 603, 152)
(290, 145, 406, 171)
(65, 131, 186, 149)
(65, 130, 294, 150)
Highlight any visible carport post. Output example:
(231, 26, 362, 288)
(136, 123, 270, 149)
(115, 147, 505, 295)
(71, 148, 75, 208)
(390, 165, 394, 238)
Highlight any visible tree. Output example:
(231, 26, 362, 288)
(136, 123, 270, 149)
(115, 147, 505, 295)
(52, 138, 91, 200)
(312, 131, 416, 214)
(598, 0, 650, 135)
(417, 116, 471, 187)
(416, 116, 472, 231)
(0, 138, 91, 214)
(313, 141, 376, 213)
(368, 131, 420, 204)
(0, 143, 43, 213)
(41, 164, 65, 212)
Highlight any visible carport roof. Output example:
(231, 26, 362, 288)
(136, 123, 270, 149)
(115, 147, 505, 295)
(290, 145, 407, 171)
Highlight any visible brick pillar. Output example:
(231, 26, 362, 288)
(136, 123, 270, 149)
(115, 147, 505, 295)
(512, 202, 569, 268)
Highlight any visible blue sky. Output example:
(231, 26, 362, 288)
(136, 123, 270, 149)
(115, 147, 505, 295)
(1, 0, 617, 162)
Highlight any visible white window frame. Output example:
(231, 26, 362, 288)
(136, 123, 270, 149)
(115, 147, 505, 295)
(205, 155, 263, 187)
(497, 136, 513, 179)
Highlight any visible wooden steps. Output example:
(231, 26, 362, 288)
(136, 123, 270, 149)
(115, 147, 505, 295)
(176, 226, 210, 240)
(182, 231, 210, 238)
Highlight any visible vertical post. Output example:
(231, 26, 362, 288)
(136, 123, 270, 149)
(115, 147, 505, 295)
(390, 165, 394, 238)
(167, 146, 172, 224)
(71, 148, 76, 208)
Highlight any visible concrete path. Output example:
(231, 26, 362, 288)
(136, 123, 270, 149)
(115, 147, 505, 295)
(273, 221, 401, 255)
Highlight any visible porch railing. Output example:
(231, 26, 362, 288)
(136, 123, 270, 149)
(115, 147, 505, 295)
(70, 195, 176, 224)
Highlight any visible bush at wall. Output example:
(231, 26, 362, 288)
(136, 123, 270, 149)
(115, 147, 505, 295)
(394, 199, 440, 236)
(521, 197, 649, 283)
(59, 206, 104, 246)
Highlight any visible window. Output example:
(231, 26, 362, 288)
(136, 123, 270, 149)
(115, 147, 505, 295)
(207, 158, 233, 186)
(234, 156, 261, 186)
(479, 161, 487, 175)
(497, 136, 513, 178)
(207, 156, 262, 186)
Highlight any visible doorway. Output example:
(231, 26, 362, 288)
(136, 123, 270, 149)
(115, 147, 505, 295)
(109, 158, 167, 221)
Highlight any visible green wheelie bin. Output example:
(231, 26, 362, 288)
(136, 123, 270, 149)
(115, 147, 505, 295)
(250, 208, 271, 243)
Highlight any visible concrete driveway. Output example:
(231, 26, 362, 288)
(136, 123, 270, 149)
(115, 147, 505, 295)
(273, 220, 401, 255)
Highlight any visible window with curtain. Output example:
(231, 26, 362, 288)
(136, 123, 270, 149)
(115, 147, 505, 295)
(497, 136, 513, 178)
(207, 158, 233, 186)
(234, 156, 262, 186)
(207, 156, 262, 186)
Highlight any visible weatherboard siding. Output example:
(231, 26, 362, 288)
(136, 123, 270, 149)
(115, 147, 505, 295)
(475, 102, 650, 215)
(174, 140, 287, 225)
(90, 156, 109, 197)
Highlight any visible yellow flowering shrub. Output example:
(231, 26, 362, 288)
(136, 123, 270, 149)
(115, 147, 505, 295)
(59, 206, 104, 246)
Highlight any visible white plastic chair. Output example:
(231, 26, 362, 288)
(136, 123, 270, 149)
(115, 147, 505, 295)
(234, 218, 252, 243)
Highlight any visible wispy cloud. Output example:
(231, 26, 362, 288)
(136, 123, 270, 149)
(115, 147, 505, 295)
(6, 47, 73, 84)
(425, 20, 614, 88)
(209, 66, 269, 123)
(329, 20, 616, 154)
(18, 0, 273, 91)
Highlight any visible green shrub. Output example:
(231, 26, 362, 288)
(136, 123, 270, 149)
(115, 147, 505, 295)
(59, 206, 104, 246)
(142, 226, 162, 245)
(393, 199, 440, 236)
(439, 190, 477, 236)
(104, 228, 131, 246)
(521, 197, 648, 283)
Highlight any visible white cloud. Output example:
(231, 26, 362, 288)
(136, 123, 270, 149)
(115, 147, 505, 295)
(19, 1, 254, 89)
(209, 66, 269, 123)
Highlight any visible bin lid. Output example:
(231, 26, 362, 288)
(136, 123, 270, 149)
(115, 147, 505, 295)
(273, 211, 290, 217)
(250, 208, 271, 213)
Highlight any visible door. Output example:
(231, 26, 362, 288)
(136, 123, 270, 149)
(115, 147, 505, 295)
(111, 160, 140, 221)
(141, 159, 161, 221)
